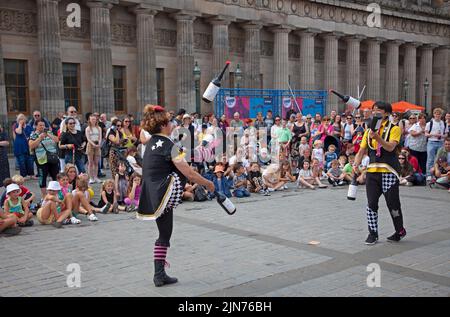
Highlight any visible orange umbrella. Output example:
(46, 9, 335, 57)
(359, 100, 375, 110)
(391, 101, 425, 113)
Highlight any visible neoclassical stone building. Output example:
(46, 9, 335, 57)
(0, 0, 449, 127)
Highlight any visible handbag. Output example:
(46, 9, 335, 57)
(40, 141, 59, 165)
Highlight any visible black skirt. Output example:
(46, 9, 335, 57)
(136, 172, 183, 221)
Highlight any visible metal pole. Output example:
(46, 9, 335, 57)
(195, 80, 200, 115)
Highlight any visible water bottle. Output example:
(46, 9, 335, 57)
(347, 174, 358, 201)
(215, 191, 236, 215)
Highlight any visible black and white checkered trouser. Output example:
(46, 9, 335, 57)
(365, 173, 404, 234)
(166, 172, 183, 210)
(155, 172, 184, 247)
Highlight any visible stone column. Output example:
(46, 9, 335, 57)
(0, 38, 8, 132)
(366, 37, 383, 101)
(243, 22, 262, 89)
(37, 0, 65, 119)
(419, 44, 436, 112)
(297, 28, 319, 90)
(87, 0, 117, 117)
(209, 17, 232, 88)
(131, 4, 160, 109)
(403, 42, 420, 103)
(271, 25, 292, 90)
(174, 13, 196, 113)
(384, 40, 403, 103)
(345, 35, 365, 98)
(432, 46, 449, 110)
(323, 32, 343, 113)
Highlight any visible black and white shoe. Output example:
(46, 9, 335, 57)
(365, 232, 378, 245)
(387, 228, 407, 242)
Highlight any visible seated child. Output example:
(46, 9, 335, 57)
(326, 159, 346, 186)
(0, 208, 20, 235)
(211, 164, 233, 198)
(183, 181, 198, 201)
(262, 164, 287, 191)
(279, 160, 296, 188)
(72, 177, 110, 221)
(126, 146, 142, 176)
(125, 173, 141, 212)
(247, 163, 270, 196)
(312, 140, 325, 168)
(115, 162, 129, 208)
(98, 179, 118, 213)
(324, 144, 338, 171)
(310, 158, 328, 188)
(36, 181, 76, 228)
(11, 175, 35, 210)
(3, 184, 33, 227)
(343, 155, 355, 183)
(298, 136, 310, 158)
(297, 160, 318, 190)
(233, 163, 251, 198)
(0, 178, 13, 210)
(57, 173, 72, 196)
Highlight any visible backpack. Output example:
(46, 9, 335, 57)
(101, 139, 110, 158)
(194, 185, 209, 202)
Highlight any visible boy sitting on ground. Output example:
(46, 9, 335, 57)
(326, 159, 346, 186)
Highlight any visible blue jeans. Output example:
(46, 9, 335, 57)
(16, 153, 35, 177)
(426, 141, 443, 176)
(65, 154, 86, 174)
(413, 173, 425, 186)
(234, 188, 250, 198)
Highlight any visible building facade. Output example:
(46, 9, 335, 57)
(0, 0, 449, 128)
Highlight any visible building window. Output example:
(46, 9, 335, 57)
(156, 68, 165, 106)
(4, 59, 28, 114)
(113, 66, 126, 113)
(63, 63, 81, 112)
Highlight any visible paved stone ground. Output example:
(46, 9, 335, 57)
(1, 159, 449, 297)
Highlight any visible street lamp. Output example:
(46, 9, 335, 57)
(403, 79, 409, 101)
(235, 63, 242, 90)
(423, 77, 430, 111)
(193, 61, 201, 115)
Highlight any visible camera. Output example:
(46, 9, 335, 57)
(43, 128, 49, 133)
(94, 141, 99, 145)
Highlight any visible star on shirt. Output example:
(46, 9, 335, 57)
(151, 145, 156, 151)
(156, 139, 164, 148)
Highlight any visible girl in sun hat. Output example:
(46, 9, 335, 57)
(4, 183, 33, 227)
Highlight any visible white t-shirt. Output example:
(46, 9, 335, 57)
(408, 123, 427, 152)
(141, 130, 152, 157)
(298, 169, 312, 178)
(425, 119, 445, 142)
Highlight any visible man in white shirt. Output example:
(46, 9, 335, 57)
(425, 108, 446, 178)
(60, 106, 81, 132)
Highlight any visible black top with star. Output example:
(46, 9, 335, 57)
(142, 134, 186, 183)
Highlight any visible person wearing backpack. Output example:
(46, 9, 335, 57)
(425, 108, 446, 180)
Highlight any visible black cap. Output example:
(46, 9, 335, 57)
(373, 101, 392, 114)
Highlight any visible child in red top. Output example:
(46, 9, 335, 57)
(11, 175, 35, 207)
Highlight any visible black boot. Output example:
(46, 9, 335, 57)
(153, 260, 178, 287)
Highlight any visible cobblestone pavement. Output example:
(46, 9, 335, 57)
(1, 159, 449, 297)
